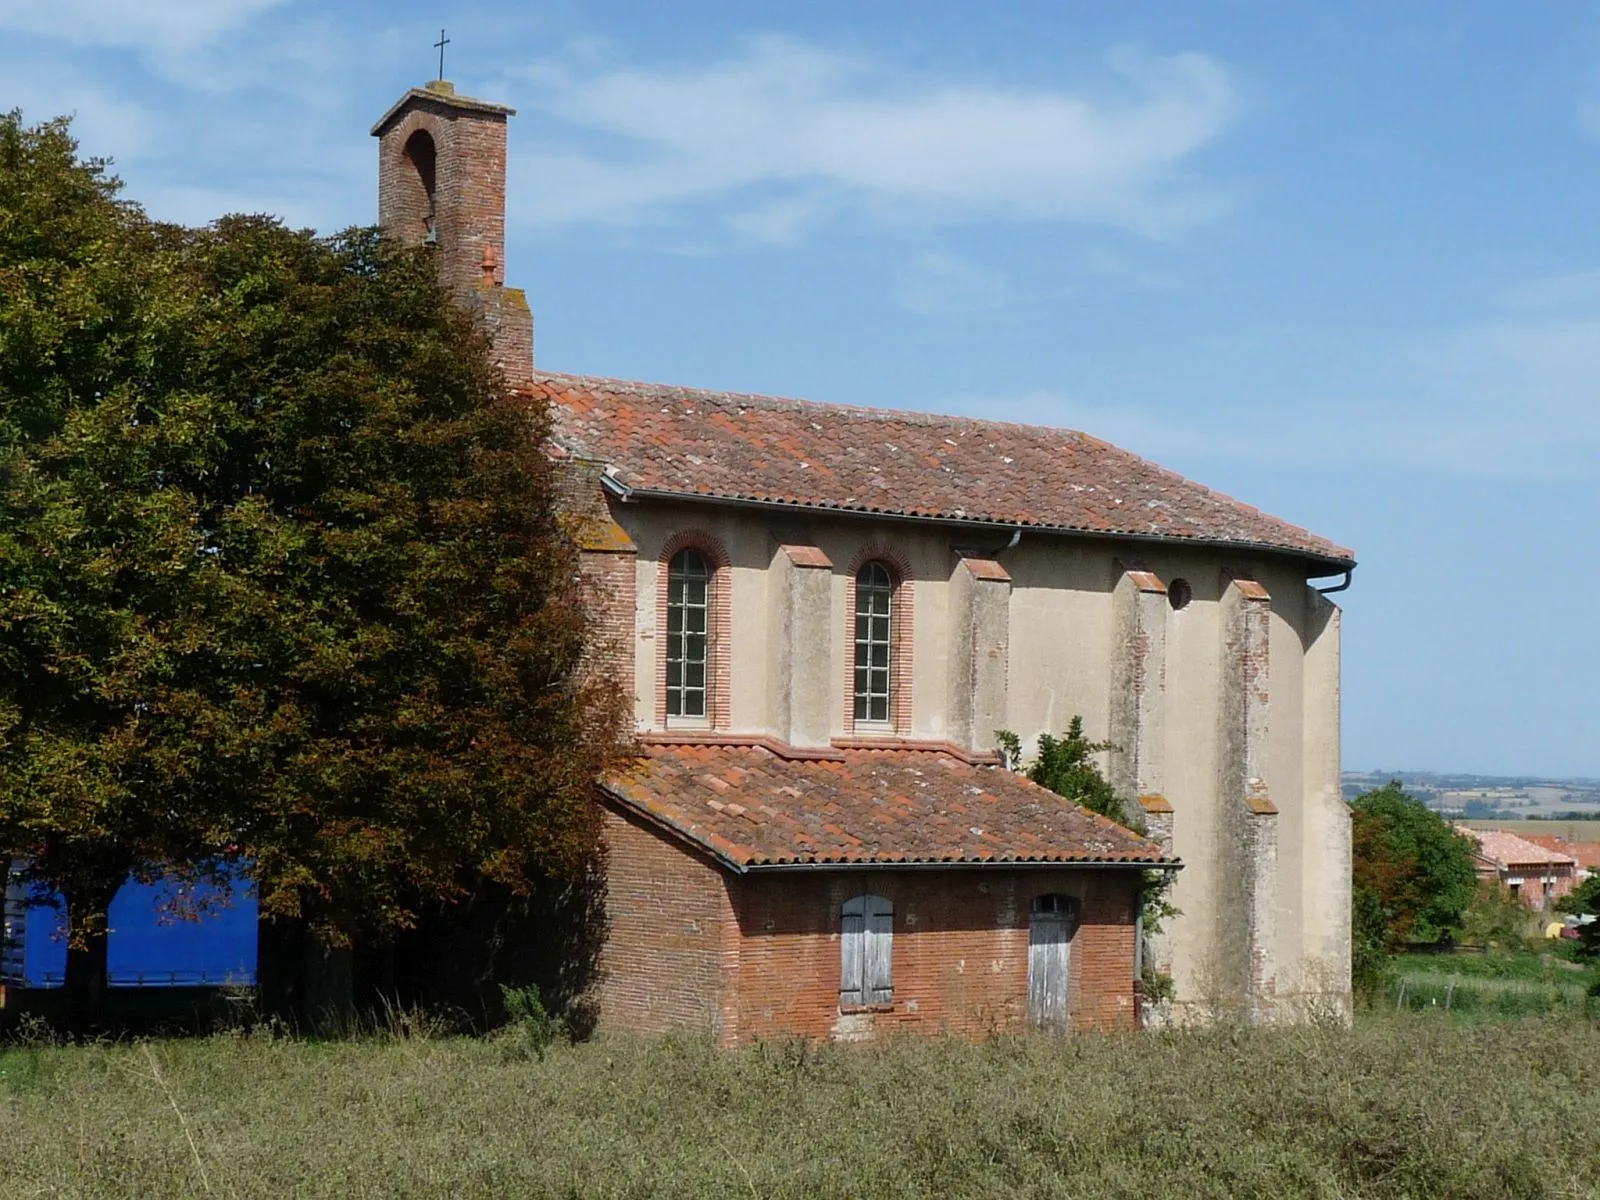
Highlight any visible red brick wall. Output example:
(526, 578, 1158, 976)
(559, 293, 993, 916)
(595, 804, 737, 1038)
(729, 869, 1138, 1042)
(377, 96, 508, 293)
(550, 462, 637, 696)
(1496, 864, 1580, 909)
(596, 809, 1141, 1045)
(375, 89, 532, 386)
(577, 548, 636, 697)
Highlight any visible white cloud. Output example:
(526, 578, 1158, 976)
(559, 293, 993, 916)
(0, 0, 289, 53)
(896, 252, 1009, 317)
(1502, 268, 1600, 313)
(957, 269, 1600, 479)
(511, 38, 1238, 241)
(4, 57, 162, 164)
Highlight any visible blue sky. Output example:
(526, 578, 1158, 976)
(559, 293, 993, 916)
(8, 1, 1600, 778)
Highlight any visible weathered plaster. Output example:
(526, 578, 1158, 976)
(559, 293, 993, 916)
(605, 499, 1351, 1022)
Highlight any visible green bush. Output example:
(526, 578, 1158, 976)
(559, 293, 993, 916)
(497, 984, 563, 1061)
(1350, 886, 1394, 1003)
(1460, 880, 1541, 947)
(1350, 783, 1478, 946)
(1556, 874, 1600, 959)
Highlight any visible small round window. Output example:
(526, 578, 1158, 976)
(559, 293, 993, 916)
(1168, 578, 1193, 611)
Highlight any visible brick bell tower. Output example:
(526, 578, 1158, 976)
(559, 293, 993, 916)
(371, 79, 534, 387)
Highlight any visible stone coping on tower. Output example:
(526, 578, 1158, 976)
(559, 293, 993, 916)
(370, 82, 517, 136)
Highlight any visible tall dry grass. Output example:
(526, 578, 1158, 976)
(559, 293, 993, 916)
(1, 1012, 1596, 1198)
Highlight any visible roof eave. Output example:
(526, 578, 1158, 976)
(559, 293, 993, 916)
(742, 856, 1182, 872)
(600, 478, 1356, 577)
(370, 87, 517, 137)
(598, 780, 1181, 874)
(597, 783, 752, 874)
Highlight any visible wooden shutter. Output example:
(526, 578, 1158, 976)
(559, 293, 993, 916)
(865, 894, 894, 1005)
(841, 893, 893, 1008)
(840, 898, 865, 1007)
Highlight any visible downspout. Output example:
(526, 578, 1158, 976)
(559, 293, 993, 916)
(985, 526, 1023, 558)
(1134, 895, 1144, 981)
(1315, 566, 1354, 595)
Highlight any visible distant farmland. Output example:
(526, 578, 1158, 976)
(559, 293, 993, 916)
(1343, 769, 1600, 822)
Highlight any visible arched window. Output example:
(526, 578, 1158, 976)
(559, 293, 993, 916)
(665, 548, 711, 719)
(853, 562, 894, 724)
(840, 893, 893, 1007)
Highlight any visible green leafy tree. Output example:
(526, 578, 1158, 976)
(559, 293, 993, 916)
(1349, 884, 1393, 1001)
(0, 114, 628, 1026)
(1350, 782, 1478, 948)
(1555, 875, 1600, 959)
(1461, 879, 1539, 948)
(996, 719, 1177, 1001)
(997, 717, 1127, 826)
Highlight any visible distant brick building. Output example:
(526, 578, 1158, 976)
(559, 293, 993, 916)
(372, 77, 1356, 1034)
(1519, 833, 1600, 881)
(1464, 830, 1579, 909)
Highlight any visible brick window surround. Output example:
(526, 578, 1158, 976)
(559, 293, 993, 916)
(656, 531, 732, 730)
(842, 545, 914, 735)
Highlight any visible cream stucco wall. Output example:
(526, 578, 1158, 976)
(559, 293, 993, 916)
(612, 498, 1350, 1019)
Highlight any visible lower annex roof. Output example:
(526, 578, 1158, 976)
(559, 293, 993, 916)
(601, 743, 1176, 873)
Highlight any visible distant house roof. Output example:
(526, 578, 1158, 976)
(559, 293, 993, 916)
(1519, 833, 1600, 871)
(1465, 829, 1577, 870)
(599, 743, 1175, 872)
(533, 372, 1355, 572)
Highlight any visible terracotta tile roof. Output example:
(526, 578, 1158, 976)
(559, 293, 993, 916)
(1464, 829, 1577, 869)
(532, 372, 1354, 570)
(1519, 833, 1600, 870)
(600, 744, 1174, 871)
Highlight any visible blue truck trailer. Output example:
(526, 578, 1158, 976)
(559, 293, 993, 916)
(1, 864, 258, 989)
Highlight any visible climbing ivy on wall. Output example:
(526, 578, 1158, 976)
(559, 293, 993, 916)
(996, 718, 1179, 1003)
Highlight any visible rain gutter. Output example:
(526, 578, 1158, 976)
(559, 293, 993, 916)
(597, 476, 1354, 577)
(740, 857, 1183, 874)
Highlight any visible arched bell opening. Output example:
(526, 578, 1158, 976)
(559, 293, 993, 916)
(399, 129, 438, 244)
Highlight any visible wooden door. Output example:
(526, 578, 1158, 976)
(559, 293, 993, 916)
(1028, 894, 1075, 1031)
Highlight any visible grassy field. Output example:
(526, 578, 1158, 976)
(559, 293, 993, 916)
(2, 1010, 1598, 1199)
(1391, 947, 1600, 1019)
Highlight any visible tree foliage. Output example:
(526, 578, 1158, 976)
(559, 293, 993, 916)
(1556, 874, 1600, 960)
(1350, 782, 1478, 947)
(996, 719, 1176, 1001)
(997, 717, 1128, 827)
(1460, 879, 1539, 948)
(0, 114, 628, 1021)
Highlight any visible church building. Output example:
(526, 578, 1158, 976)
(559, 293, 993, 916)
(372, 79, 1354, 1041)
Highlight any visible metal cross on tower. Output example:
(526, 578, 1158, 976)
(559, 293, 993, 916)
(434, 28, 450, 81)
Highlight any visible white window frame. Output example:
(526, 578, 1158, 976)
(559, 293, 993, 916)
(853, 562, 894, 726)
(664, 548, 712, 725)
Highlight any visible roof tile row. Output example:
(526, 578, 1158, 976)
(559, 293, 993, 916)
(602, 743, 1173, 871)
(533, 372, 1354, 569)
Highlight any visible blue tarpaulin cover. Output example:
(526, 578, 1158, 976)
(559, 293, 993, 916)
(2, 865, 257, 988)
